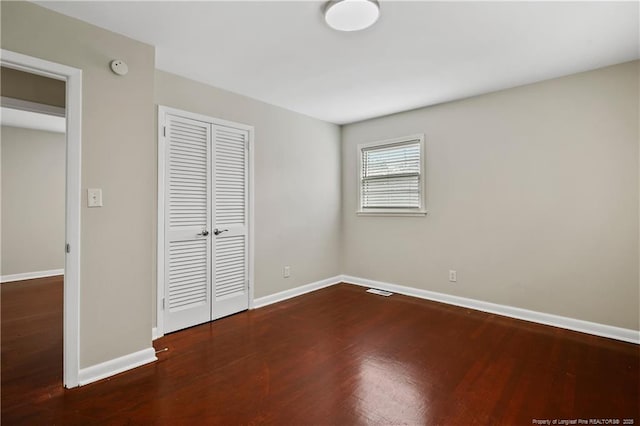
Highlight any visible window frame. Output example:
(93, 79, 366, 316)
(357, 134, 427, 216)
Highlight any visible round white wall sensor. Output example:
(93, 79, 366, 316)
(110, 59, 128, 76)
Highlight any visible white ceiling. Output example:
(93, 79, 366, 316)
(35, 1, 639, 125)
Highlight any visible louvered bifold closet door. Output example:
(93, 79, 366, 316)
(211, 124, 249, 320)
(164, 114, 212, 333)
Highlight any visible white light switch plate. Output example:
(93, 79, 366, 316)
(88, 188, 103, 207)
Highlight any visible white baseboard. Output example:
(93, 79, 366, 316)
(0, 269, 64, 283)
(253, 275, 342, 309)
(78, 347, 157, 386)
(340, 275, 639, 344)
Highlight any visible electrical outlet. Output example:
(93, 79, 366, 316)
(449, 270, 457, 282)
(283, 266, 290, 278)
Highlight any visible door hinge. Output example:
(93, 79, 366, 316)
(66, 243, 71, 253)
(162, 298, 165, 310)
(163, 126, 166, 137)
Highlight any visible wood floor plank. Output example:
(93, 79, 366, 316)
(2, 279, 638, 425)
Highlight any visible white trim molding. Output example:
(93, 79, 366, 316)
(77, 348, 157, 386)
(253, 276, 342, 309)
(1, 49, 83, 388)
(1, 96, 65, 116)
(0, 107, 66, 133)
(340, 275, 640, 344)
(1, 269, 64, 283)
(156, 106, 167, 338)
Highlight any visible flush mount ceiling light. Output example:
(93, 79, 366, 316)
(324, 0, 380, 32)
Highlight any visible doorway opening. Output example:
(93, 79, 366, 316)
(0, 49, 82, 388)
(0, 66, 66, 400)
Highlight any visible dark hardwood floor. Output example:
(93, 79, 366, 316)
(1, 278, 638, 425)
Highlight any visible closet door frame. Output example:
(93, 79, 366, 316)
(155, 105, 254, 339)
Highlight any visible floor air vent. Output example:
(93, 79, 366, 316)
(366, 288, 393, 297)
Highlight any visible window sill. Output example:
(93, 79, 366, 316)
(357, 210, 428, 217)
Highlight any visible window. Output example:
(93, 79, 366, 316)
(358, 134, 426, 215)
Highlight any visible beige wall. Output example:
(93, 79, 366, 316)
(1, 126, 65, 275)
(155, 70, 342, 309)
(1, 66, 66, 107)
(1, 2, 156, 367)
(342, 61, 639, 330)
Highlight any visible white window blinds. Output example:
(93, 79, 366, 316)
(359, 135, 424, 212)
